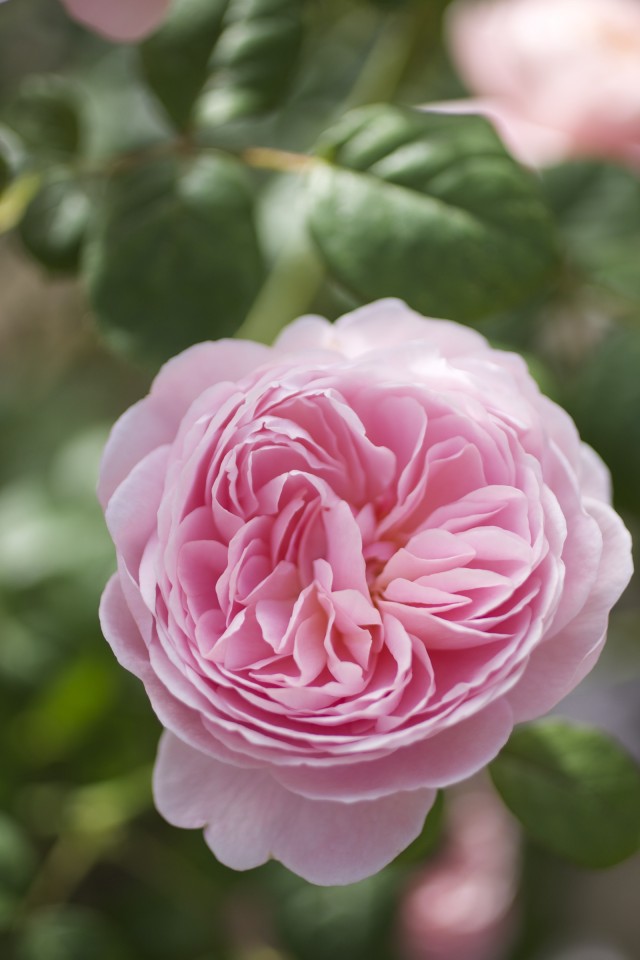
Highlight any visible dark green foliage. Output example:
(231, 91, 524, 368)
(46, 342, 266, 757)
(202, 0, 306, 123)
(18, 174, 91, 272)
(15, 907, 129, 960)
(141, 0, 305, 129)
(271, 864, 401, 960)
(0, 148, 11, 194)
(85, 153, 265, 364)
(140, 0, 228, 130)
(491, 720, 640, 868)
(563, 327, 640, 512)
(7, 77, 83, 161)
(308, 105, 559, 322)
(544, 160, 640, 308)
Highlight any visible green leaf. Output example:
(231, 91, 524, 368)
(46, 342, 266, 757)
(7, 77, 82, 160)
(562, 328, 640, 513)
(544, 161, 640, 307)
(18, 174, 91, 273)
(490, 720, 640, 868)
(140, 0, 228, 130)
(270, 864, 399, 960)
(16, 655, 118, 764)
(0, 814, 36, 895)
(0, 151, 10, 196)
(308, 105, 558, 322)
(16, 907, 128, 960)
(141, 0, 304, 129)
(85, 153, 264, 363)
(198, 0, 305, 125)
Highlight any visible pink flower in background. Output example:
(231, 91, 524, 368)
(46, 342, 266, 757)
(60, 0, 172, 42)
(399, 782, 520, 960)
(445, 0, 640, 168)
(98, 299, 632, 885)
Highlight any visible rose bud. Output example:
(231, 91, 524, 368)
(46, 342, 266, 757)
(99, 299, 632, 885)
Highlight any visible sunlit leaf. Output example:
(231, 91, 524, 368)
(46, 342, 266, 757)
(490, 720, 640, 868)
(308, 105, 558, 321)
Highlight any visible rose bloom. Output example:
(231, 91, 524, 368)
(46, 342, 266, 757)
(99, 300, 632, 885)
(59, 0, 171, 42)
(445, 0, 640, 168)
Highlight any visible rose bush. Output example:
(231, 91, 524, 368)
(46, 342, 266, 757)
(99, 299, 632, 885)
(60, 0, 171, 42)
(445, 0, 640, 168)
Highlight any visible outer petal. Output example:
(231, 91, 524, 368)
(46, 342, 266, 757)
(98, 340, 271, 508)
(276, 299, 489, 361)
(271, 699, 513, 800)
(104, 446, 169, 572)
(100, 573, 150, 677)
(579, 443, 612, 503)
(60, 0, 173, 42)
(508, 499, 633, 722)
(153, 732, 436, 886)
(101, 574, 253, 765)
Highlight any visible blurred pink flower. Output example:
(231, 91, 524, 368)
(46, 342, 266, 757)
(60, 0, 172, 42)
(399, 783, 520, 960)
(98, 299, 631, 885)
(445, 0, 640, 167)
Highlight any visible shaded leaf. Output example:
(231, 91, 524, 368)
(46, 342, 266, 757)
(308, 105, 558, 322)
(0, 150, 10, 196)
(141, 0, 304, 129)
(16, 907, 128, 960)
(199, 0, 305, 125)
(543, 160, 640, 308)
(18, 173, 91, 273)
(7, 77, 82, 160)
(85, 153, 264, 363)
(562, 328, 640, 513)
(16, 655, 118, 764)
(270, 863, 399, 960)
(490, 720, 640, 868)
(140, 0, 228, 130)
(0, 814, 36, 895)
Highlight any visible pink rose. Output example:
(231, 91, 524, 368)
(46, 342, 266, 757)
(60, 0, 172, 42)
(445, 0, 640, 168)
(99, 299, 632, 885)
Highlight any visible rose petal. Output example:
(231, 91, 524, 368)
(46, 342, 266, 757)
(508, 499, 633, 721)
(153, 731, 436, 885)
(272, 699, 513, 800)
(98, 340, 270, 508)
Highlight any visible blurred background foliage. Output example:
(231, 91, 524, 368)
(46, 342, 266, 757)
(1, 0, 640, 958)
